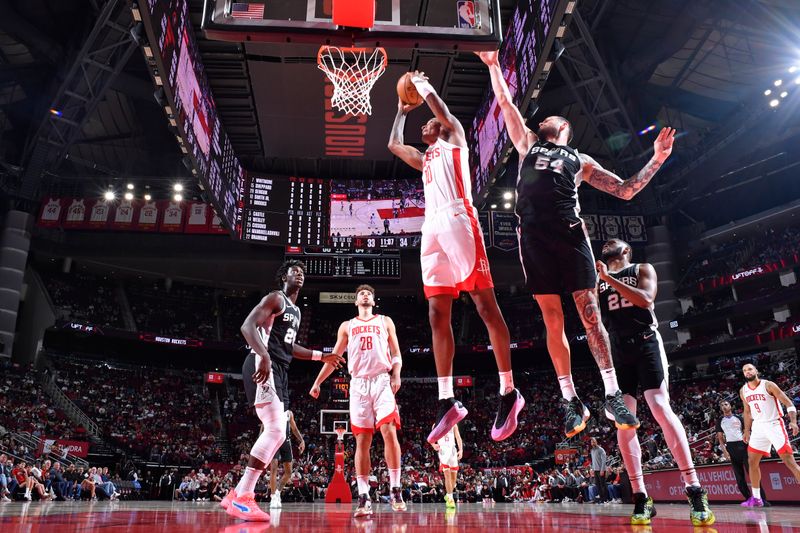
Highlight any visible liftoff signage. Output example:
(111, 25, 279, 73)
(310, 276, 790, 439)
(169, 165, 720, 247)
(644, 460, 800, 502)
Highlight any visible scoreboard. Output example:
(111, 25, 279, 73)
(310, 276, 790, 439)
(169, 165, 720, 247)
(329, 234, 422, 249)
(285, 246, 401, 279)
(241, 175, 327, 246)
(330, 375, 349, 404)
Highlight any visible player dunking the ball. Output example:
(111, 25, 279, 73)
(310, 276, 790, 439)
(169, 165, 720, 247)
(740, 362, 800, 507)
(221, 260, 344, 522)
(478, 51, 678, 437)
(388, 71, 524, 445)
(310, 284, 407, 517)
(597, 239, 714, 526)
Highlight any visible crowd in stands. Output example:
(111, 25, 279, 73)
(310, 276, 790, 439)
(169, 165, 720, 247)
(41, 268, 124, 329)
(127, 279, 218, 340)
(50, 357, 223, 465)
(678, 223, 800, 290)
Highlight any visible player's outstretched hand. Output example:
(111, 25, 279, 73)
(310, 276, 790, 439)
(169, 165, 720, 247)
(322, 353, 345, 368)
(391, 373, 401, 394)
(397, 97, 423, 115)
(457, 449, 463, 461)
(653, 127, 676, 161)
(595, 260, 610, 280)
(743, 430, 750, 443)
(253, 354, 272, 384)
(298, 439, 306, 454)
(475, 50, 499, 65)
(309, 384, 321, 399)
(790, 422, 799, 437)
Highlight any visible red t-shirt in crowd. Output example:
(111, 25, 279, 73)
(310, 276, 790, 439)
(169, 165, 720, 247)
(12, 468, 26, 484)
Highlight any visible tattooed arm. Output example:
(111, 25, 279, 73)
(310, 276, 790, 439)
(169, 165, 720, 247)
(580, 127, 676, 200)
(572, 289, 614, 369)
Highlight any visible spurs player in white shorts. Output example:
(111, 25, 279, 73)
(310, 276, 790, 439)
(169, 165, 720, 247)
(388, 71, 524, 446)
(431, 423, 463, 509)
(310, 285, 406, 517)
(739, 362, 800, 507)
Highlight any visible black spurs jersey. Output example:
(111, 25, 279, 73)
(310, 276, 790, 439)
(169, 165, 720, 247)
(517, 141, 583, 223)
(253, 290, 301, 365)
(598, 264, 657, 337)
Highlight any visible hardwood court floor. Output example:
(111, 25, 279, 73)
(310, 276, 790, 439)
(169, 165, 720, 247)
(1, 500, 798, 532)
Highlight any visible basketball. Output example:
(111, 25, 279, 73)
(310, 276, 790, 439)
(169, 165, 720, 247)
(397, 72, 423, 106)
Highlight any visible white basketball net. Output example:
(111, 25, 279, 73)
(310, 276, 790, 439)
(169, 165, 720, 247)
(334, 427, 346, 441)
(317, 46, 387, 116)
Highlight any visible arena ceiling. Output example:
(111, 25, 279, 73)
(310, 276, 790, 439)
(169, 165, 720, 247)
(1, 0, 799, 221)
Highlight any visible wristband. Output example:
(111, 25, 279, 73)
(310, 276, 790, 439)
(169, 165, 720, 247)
(411, 78, 435, 99)
(312, 350, 323, 361)
(390, 354, 402, 368)
(788, 405, 797, 413)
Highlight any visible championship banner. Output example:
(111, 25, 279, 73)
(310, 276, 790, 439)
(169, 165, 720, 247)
(319, 292, 357, 304)
(477, 211, 491, 247)
(644, 460, 800, 503)
(39, 438, 90, 458)
(599, 215, 622, 241)
(109, 200, 138, 231)
(581, 214, 600, 241)
(555, 448, 578, 464)
(37, 198, 64, 227)
(490, 211, 518, 251)
(185, 201, 212, 233)
(62, 198, 88, 228)
(622, 215, 647, 242)
(158, 201, 186, 233)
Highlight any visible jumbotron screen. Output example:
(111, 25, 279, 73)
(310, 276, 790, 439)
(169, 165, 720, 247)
(139, 0, 244, 235)
(329, 179, 424, 239)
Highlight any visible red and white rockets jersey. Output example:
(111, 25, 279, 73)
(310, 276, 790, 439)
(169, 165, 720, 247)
(422, 138, 474, 212)
(437, 426, 456, 452)
(741, 380, 784, 423)
(347, 315, 391, 379)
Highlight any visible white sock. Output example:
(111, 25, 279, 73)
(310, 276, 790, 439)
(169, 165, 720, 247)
(447, 492, 453, 498)
(600, 367, 620, 395)
(438, 376, 454, 400)
(557, 374, 577, 401)
(235, 467, 263, 497)
(499, 371, 514, 395)
(389, 468, 401, 488)
(753, 488, 761, 499)
(357, 475, 370, 496)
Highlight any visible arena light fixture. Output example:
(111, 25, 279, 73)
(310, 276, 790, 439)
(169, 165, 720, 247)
(124, 192, 134, 201)
(764, 89, 772, 96)
(490, 204, 497, 209)
(126, 183, 134, 190)
(503, 202, 512, 209)
(104, 190, 115, 201)
(173, 183, 183, 192)
(638, 124, 657, 136)
(790, 66, 798, 73)
(144, 194, 152, 201)
(769, 99, 780, 107)
(781, 91, 789, 98)
(173, 193, 183, 202)
(774, 79, 783, 87)
(502, 191, 513, 200)
(795, 76, 800, 85)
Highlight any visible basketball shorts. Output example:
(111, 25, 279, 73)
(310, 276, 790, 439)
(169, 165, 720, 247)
(421, 200, 493, 299)
(438, 447, 459, 471)
(274, 421, 293, 463)
(748, 419, 793, 456)
(610, 330, 668, 396)
(243, 353, 290, 408)
(517, 217, 596, 294)
(349, 373, 401, 435)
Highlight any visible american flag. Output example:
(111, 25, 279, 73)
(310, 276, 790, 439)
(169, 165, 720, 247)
(231, 2, 264, 19)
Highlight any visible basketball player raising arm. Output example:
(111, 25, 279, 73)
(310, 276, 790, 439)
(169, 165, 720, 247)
(388, 71, 525, 445)
(477, 50, 677, 439)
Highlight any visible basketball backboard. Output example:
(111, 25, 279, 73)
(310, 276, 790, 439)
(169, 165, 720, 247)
(202, 0, 502, 50)
(320, 409, 351, 435)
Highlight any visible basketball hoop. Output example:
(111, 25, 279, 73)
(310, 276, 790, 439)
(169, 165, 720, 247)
(317, 46, 387, 116)
(334, 426, 347, 441)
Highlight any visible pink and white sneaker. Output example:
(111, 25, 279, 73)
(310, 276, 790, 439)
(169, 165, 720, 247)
(491, 388, 526, 441)
(220, 488, 237, 510)
(741, 496, 764, 508)
(225, 493, 271, 522)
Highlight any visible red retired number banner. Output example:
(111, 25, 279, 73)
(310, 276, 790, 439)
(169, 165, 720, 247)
(644, 460, 800, 503)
